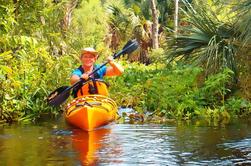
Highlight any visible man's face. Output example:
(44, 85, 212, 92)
(81, 53, 96, 67)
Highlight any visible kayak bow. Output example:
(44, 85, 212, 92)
(65, 95, 117, 131)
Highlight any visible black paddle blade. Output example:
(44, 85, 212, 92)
(122, 39, 139, 54)
(47, 86, 71, 106)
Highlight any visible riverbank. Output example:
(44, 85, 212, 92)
(1, 62, 250, 124)
(109, 62, 251, 123)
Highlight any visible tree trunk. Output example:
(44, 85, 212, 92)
(13, 0, 19, 18)
(62, 0, 78, 31)
(174, 0, 179, 38)
(150, 0, 159, 49)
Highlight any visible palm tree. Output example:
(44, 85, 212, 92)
(232, 0, 251, 99)
(107, 4, 152, 64)
(107, 5, 132, 50)
(168, 0, 241, 78)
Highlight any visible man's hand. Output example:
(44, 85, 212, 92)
(107, 56, 114, 64)
(81, 73, 89, 80)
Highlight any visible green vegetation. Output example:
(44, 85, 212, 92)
(0, 0, 250, 124)
(109, 63, 250, 123)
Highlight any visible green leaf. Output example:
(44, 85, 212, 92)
(0, 65, 12, 74)
(0, 51, 12, 60)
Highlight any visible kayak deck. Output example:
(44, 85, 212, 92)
(65, 95, 117, 131)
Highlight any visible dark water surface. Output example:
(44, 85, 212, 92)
(0, 117, 251, 166)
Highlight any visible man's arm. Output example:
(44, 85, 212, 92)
(70, 73, 90, 85)
(105, 57, 124, 76)
(70, 75, 80, 85)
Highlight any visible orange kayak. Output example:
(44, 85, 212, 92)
(64, 95, 117, 131)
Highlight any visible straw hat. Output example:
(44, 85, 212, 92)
(81, 47, 98, 57)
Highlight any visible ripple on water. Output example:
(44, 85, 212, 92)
(51, 129, 73, 136)
(217, 137, 251, 165)
(96, 124, 182, 165)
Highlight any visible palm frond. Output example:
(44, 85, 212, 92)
(107, 5, 132, 40)
(233, 0, 251, 46)
(169, 0, 238, 76)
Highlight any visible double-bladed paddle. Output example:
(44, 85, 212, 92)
(47, 39, 139, 106)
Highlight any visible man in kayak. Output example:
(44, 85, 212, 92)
(70, 47, 124, 96)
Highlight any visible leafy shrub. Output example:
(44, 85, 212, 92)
(109, 62, 250, 121)
(0, 0, 110, 122)
(0, 35, 75, 122)
(225, 97, 251, 117)
(145, 65, 202, 119)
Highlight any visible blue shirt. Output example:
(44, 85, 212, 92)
(71, 64, 107, 79)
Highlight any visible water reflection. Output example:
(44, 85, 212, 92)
(0, 119, 250, 165)
(71, 128, 111, 165)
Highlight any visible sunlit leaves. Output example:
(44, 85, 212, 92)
(0, 4, 16, 34)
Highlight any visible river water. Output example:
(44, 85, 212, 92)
(0, 116, 251, 166)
